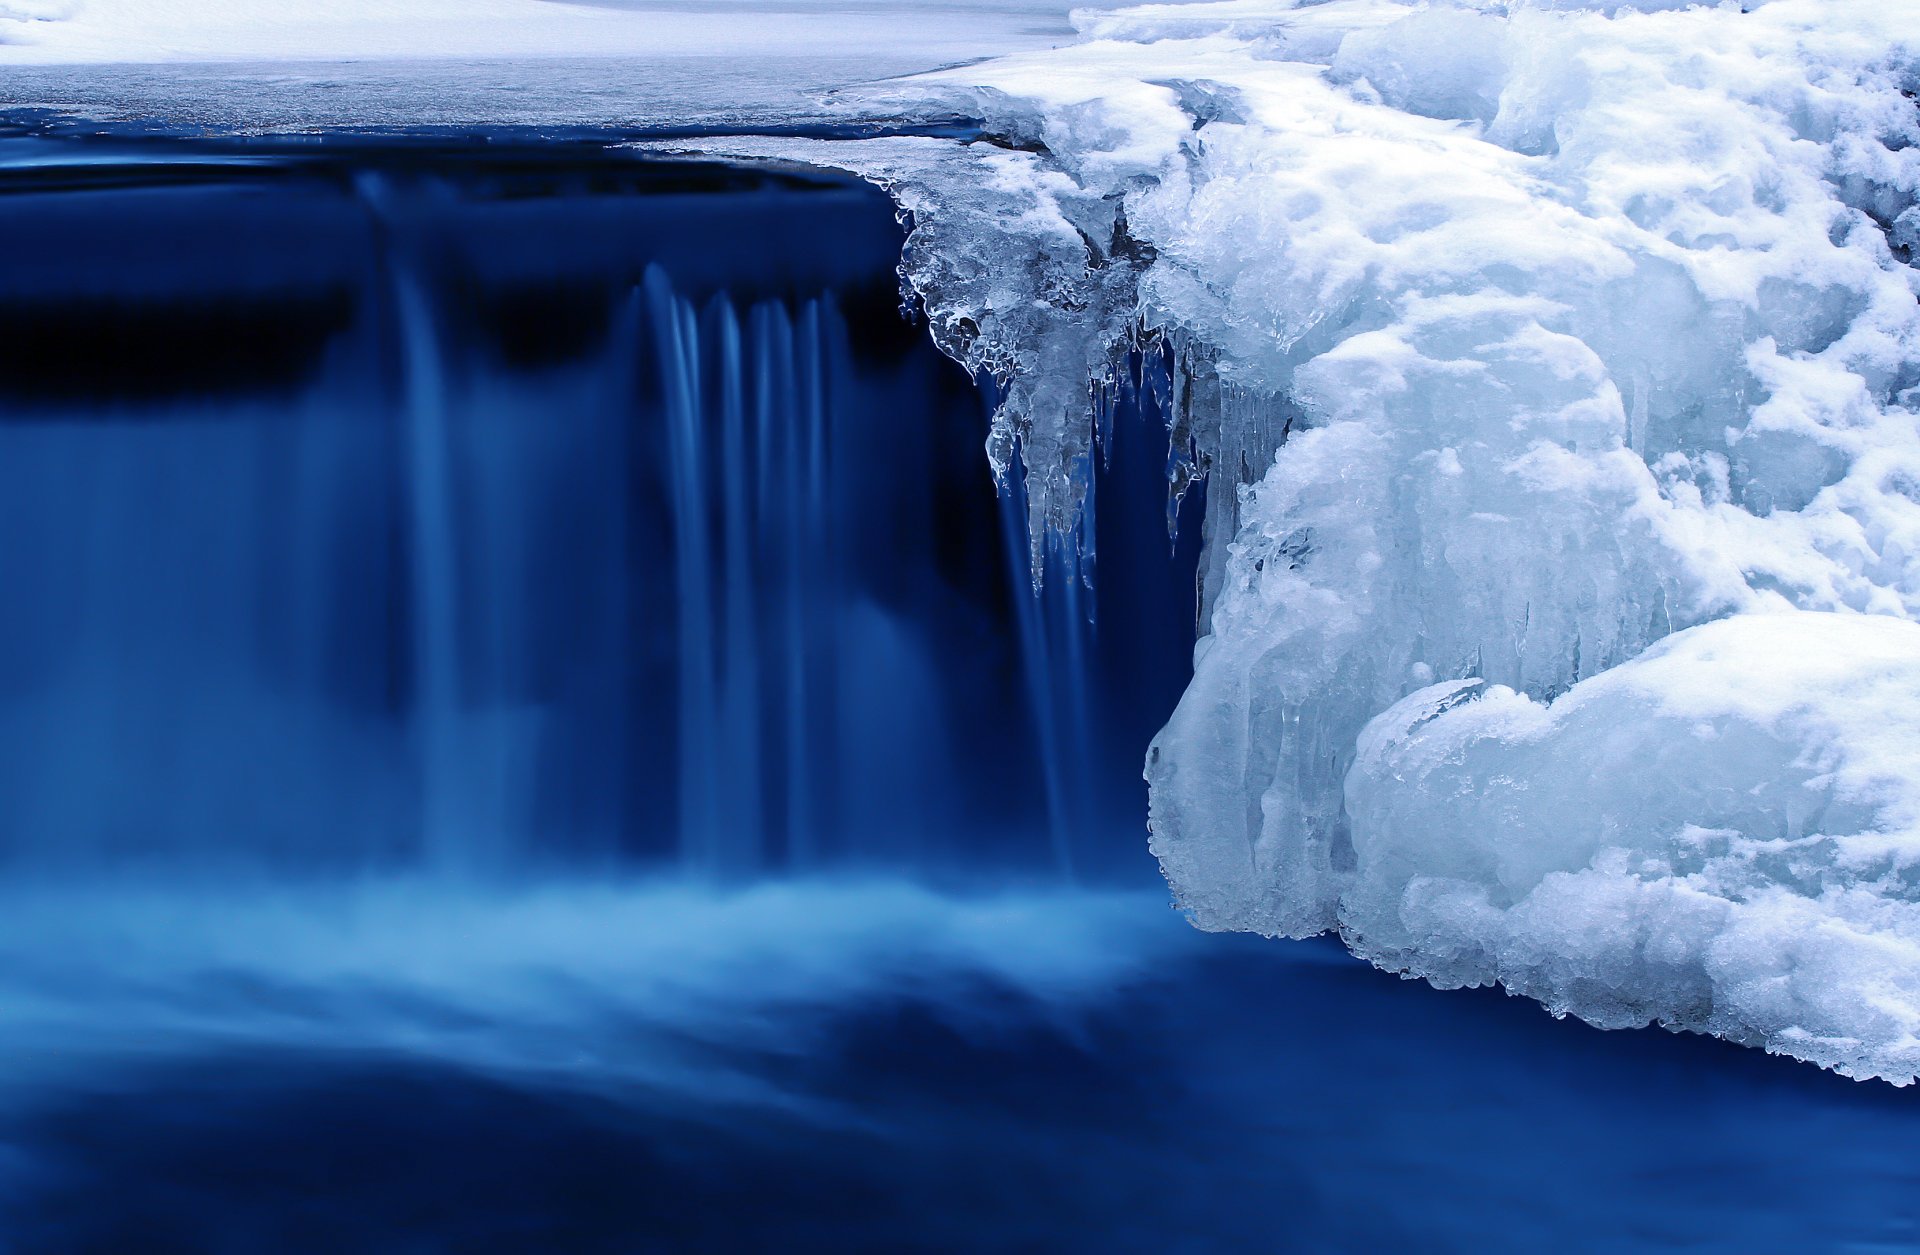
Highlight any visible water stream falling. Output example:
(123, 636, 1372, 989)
(646, 268, 844, 875)
(0, 139, 1202, 884)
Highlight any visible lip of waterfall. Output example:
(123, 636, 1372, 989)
(0, 117, 995, 165)
(0, 134, 1204, 886)
(0, 42, 1015, 142)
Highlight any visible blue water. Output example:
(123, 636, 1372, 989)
(2, 884, 1917, 1254)
(0, 135, 1200, 881)
(0, 135, 1916, 1254)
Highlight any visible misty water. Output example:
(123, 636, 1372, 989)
(1, 136, 1917, 1253)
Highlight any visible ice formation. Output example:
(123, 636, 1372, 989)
(1346, 612, 1920, 1081)
(686, 0, 1920, 1079)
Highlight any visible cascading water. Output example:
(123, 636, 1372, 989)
(647, 272, 861, 874)
(2, 123, 1917, 1255)
(0, 137, 1201, 884)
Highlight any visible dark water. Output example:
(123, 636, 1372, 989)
(0, 135, 1199, 881)
(0, 135, 1917, 1255)
(5, 908, 1919, 1255)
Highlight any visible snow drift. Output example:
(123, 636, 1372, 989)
(681, 0, 1920, 1078)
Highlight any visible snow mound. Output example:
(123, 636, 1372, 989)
(1346, 612, 1920, 1083)
(671, 0, 1920, 1077)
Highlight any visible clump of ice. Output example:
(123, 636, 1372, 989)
(1346, 612, 1920, 1082)
(682, 0, 1920, 1077)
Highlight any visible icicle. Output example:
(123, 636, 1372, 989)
(1077, 448, 1098, 605)
(1094, 375, 1115, 473)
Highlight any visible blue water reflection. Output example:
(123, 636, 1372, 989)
(2, 880, 1918, 1253)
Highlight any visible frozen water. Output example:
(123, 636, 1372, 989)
(0, 0, 1209, 132)
(667, 0, 1920, 1078)
(1345, 612, 1920, 1083)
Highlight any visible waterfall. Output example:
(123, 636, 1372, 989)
(392, 260, 472, 872)
(0, 151, 1198, 885)
(649, 270, 724, 870)
(649, 268, 859, 876)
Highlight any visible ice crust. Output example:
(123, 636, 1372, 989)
(683, 0, 1920, 1078)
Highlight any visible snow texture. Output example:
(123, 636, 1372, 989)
(680, 0, 1920, 1080)
(1346, 612, 1920, 1082)
(0, 0, 1089, 67)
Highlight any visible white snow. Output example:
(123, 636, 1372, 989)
(670, 0, 1920, 1079)
(0, 0, 1220, 131)
(0, 0, 1104, 66)
(1345, 612, 1920, 1082)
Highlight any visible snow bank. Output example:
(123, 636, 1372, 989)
(0, 0, 1085, 67)
(1346, 612, 1920, 1082)
(679, 0, 1920, 1077)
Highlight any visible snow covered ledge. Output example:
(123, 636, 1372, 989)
(687, 0, 1920, 1079)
